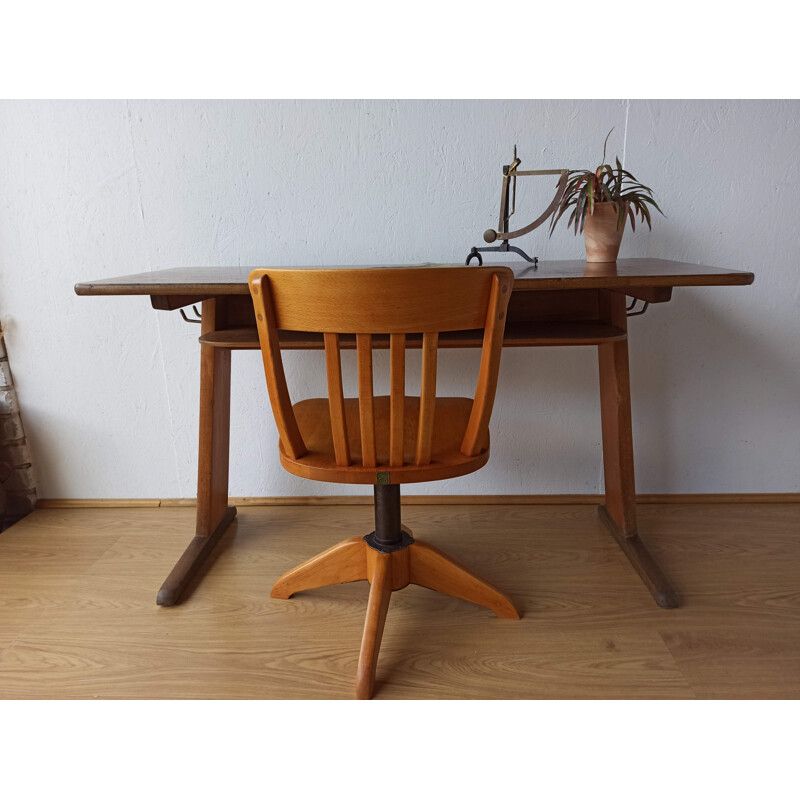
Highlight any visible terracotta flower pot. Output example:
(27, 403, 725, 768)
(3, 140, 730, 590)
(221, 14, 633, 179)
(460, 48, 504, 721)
(584, 201, 627, 262)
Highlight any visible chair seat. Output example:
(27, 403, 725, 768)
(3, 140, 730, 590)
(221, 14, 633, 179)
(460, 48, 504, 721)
(279, 396, 490, 485)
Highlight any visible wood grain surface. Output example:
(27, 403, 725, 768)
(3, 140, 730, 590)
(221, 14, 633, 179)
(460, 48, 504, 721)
(197, 322, 629, 349)
(74, 258, 755, 297)
(1, 502, 798, 699)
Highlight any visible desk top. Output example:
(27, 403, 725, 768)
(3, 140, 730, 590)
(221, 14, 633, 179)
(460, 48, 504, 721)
(75, 259, 754, 297)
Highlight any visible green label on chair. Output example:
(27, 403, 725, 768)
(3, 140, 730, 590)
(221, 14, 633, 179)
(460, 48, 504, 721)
(376, 472, 390, 485)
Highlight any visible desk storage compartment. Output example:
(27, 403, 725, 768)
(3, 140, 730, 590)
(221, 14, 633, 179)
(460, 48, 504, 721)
(198, 289, 628, 350)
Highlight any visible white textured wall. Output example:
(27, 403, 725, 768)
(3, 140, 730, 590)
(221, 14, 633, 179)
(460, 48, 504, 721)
(0, 99, 797, 499)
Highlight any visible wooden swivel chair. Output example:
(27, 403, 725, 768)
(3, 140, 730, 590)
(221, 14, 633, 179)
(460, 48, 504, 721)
(249, 266, 520, 699)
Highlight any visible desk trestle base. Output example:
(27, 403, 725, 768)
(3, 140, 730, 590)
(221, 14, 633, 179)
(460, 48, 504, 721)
(598, 505, 679, 609)
(157, 506, 237, 606)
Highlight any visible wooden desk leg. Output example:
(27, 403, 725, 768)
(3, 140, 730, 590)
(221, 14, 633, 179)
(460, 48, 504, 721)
(157, 298, 237, 605)
(597, 292, 678, 609)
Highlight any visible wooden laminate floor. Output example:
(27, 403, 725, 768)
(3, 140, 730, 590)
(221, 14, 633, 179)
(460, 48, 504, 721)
(0, 503, 798, 699)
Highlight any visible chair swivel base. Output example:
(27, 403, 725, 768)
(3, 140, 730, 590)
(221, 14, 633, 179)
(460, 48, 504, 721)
(270, 530, 520, 699)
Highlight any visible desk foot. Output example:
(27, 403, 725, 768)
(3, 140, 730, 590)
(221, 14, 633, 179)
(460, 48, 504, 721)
(598, 505, 679, 609)
(157, 506, 238, 606)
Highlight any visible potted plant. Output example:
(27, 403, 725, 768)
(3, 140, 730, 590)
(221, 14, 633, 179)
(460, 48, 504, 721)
(549, 131, 663, 262)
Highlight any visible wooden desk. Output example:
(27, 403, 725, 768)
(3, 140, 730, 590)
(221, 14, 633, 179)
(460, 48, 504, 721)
(75, 259, 754, 609)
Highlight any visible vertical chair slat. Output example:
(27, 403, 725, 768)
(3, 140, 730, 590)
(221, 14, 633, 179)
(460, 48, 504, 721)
(324, 333, 350, 467)
(250, 275, 307, 460)
(462, 273, 508, 456)
(389, 333, 406, 467)
(415, 332, 438, 466)
(357, 334, 377, 468)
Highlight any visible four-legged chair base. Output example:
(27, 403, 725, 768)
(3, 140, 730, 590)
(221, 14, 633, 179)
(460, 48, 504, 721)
(271, 530, 520, 699)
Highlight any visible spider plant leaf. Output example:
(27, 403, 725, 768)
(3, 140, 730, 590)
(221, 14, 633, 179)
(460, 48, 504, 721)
(566, 174, 588, 202)
(570, 191, 583, 234)
(576, 187, 589, 233)
(644, 195, 664, 215)
(602, 127, 614, 163)
(622, 178, 654, 193)
(621, 189, 655, 204)
(617, 202, 626, 230)
(627, 203, 636, 232)
(549, 201, 572, 235)
(616, 159, 626, 191)
(609, 171, 622, 201)
(639, 201, 652, 229)
(632, 194, 662, 217)
(578, 188, 591, 233)
(597, 165, 615, 192)
(618, 173, 653, 191)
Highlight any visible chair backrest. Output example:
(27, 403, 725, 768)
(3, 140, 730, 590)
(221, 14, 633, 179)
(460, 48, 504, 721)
(248, 266, 514, 469)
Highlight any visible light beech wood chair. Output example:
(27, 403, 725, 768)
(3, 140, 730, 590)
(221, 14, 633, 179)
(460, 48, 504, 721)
(249, 266, 520, 699)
